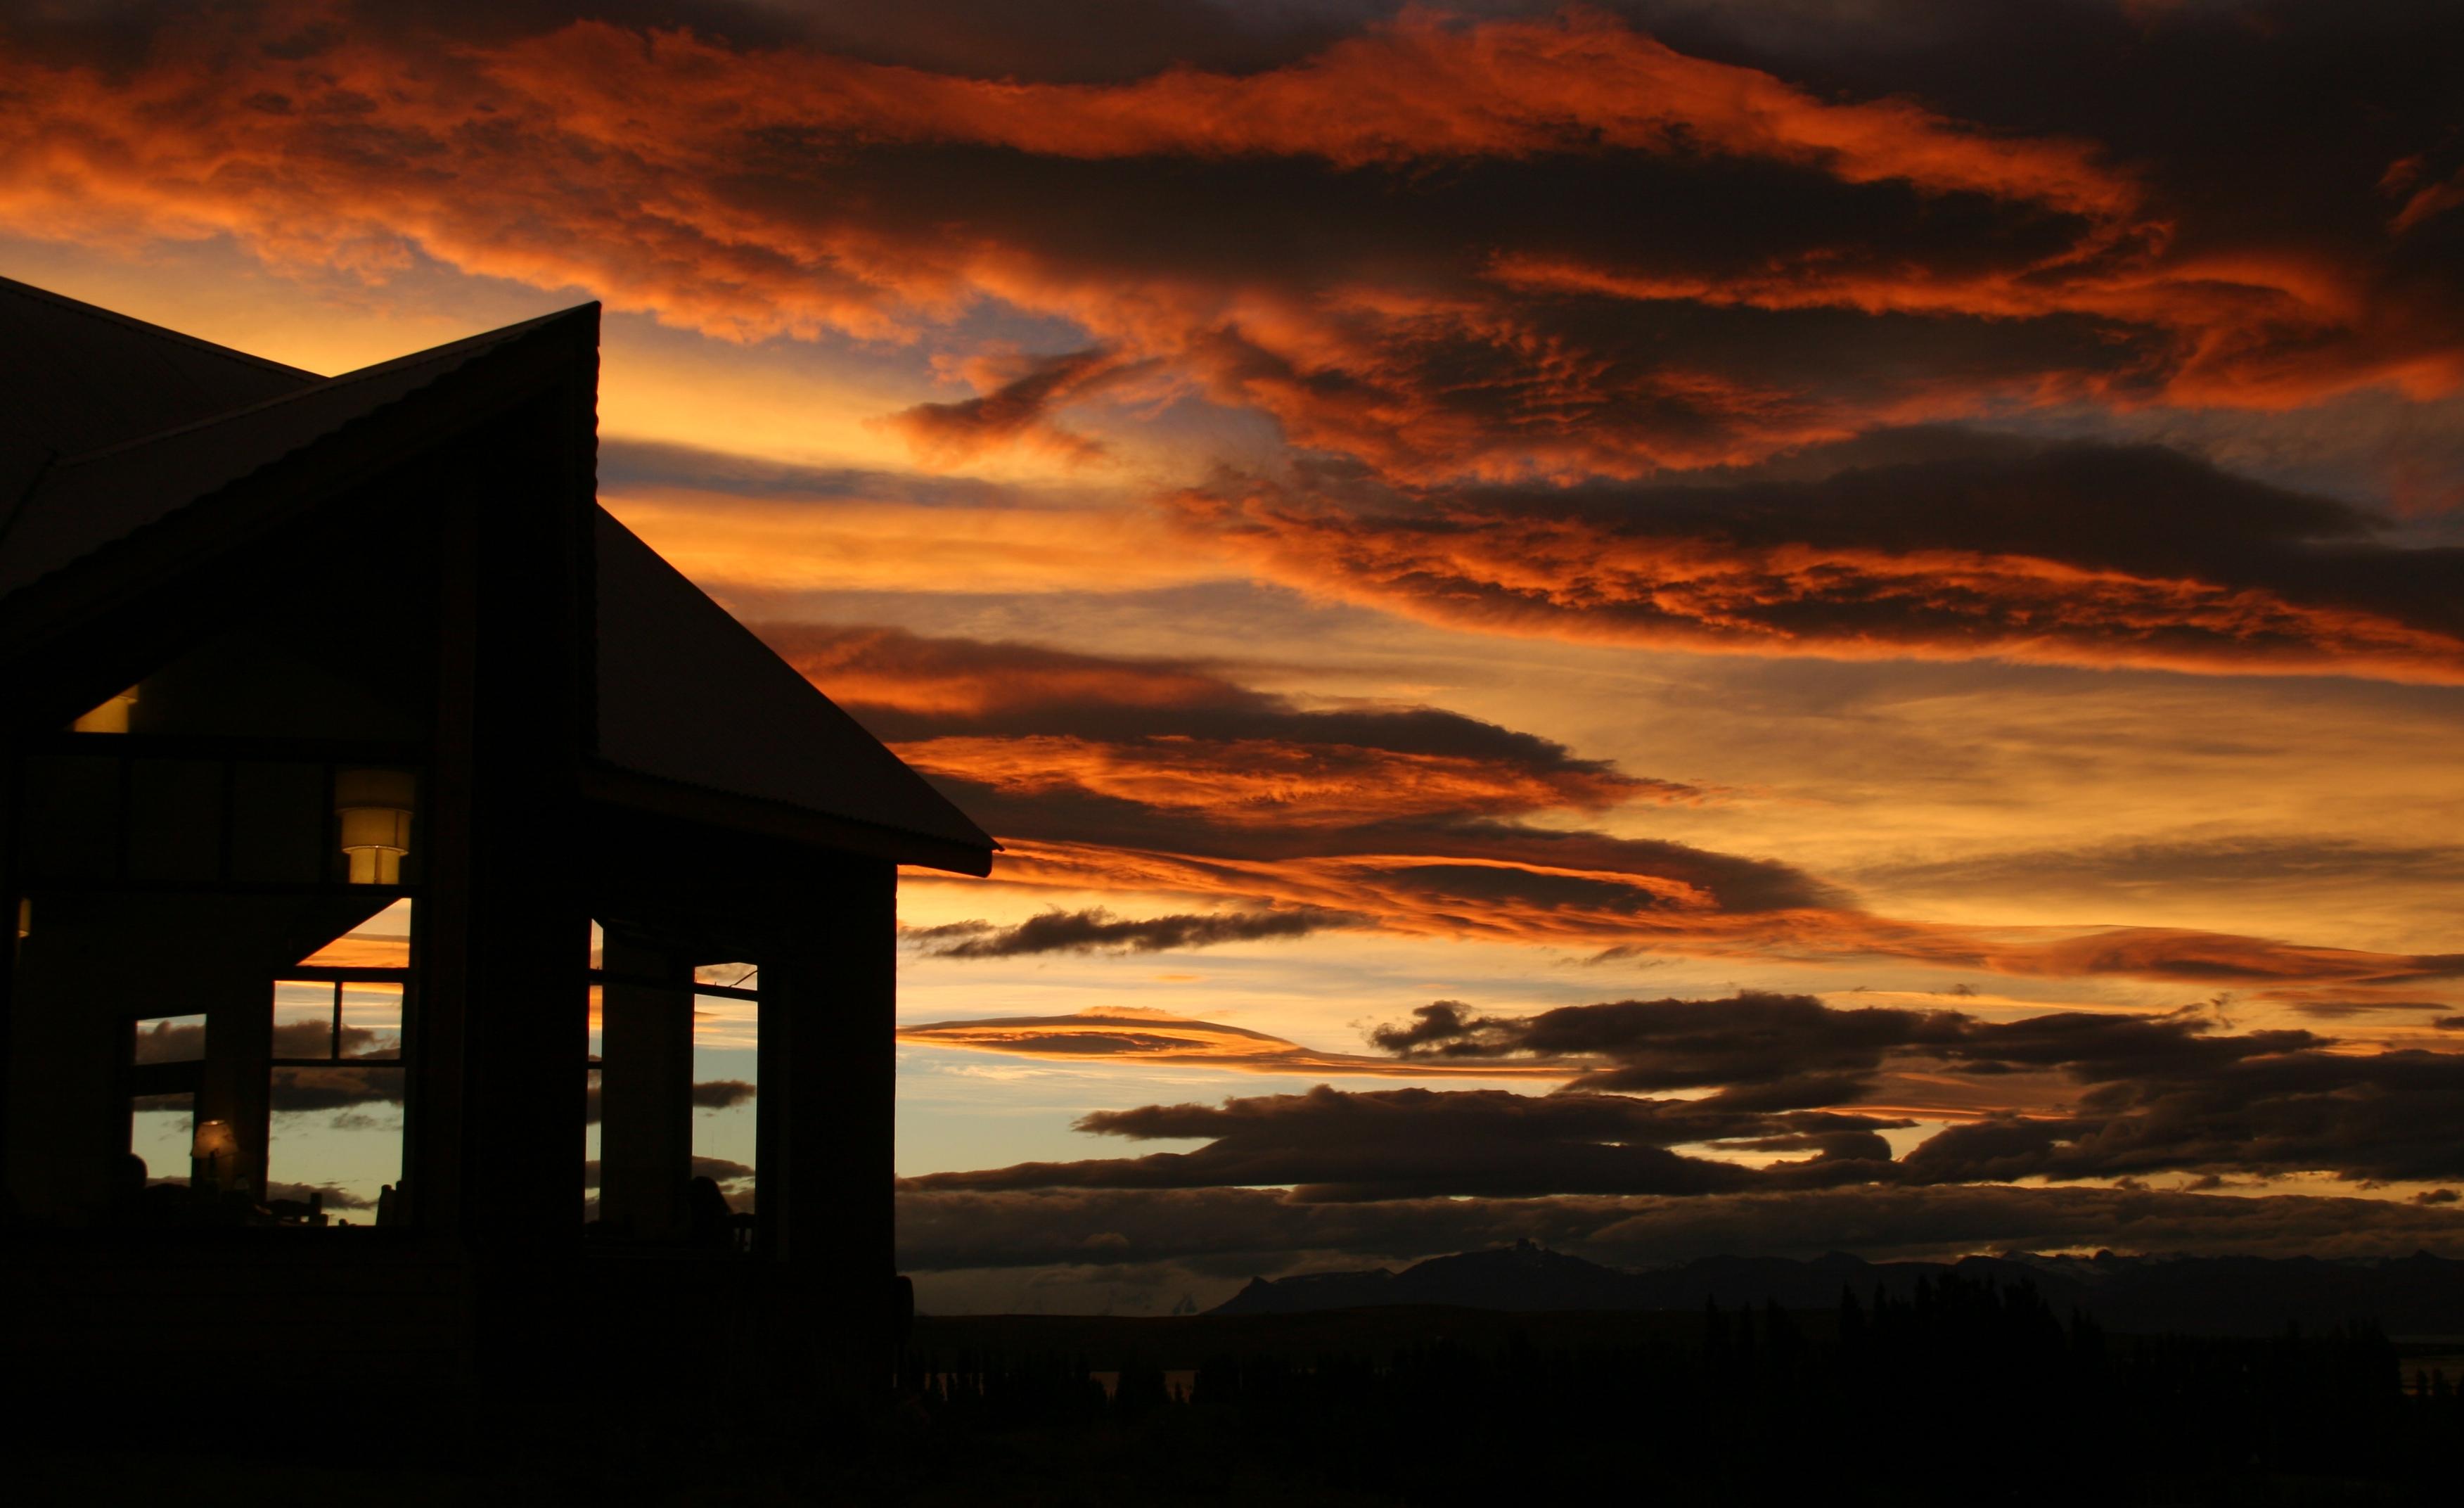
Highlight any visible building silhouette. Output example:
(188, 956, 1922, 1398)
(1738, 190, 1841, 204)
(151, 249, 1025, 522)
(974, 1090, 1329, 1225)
(0, 276, 992, 1397)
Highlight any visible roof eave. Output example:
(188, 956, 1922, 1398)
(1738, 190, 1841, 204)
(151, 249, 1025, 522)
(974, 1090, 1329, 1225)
(579, 760, 999, 877)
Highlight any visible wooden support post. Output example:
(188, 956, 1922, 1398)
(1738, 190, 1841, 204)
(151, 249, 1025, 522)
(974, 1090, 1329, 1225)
(759, 860, 897, 1389)
(198, 977, 271, 1201)
(598, 927, 692, 1240)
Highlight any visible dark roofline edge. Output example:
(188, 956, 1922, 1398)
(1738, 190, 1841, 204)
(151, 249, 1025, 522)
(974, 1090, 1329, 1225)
(0, 272, 321, 385)
(579, 761, 999, 878)
(0, 307, 601, 654)
(49, 302, 597, 471)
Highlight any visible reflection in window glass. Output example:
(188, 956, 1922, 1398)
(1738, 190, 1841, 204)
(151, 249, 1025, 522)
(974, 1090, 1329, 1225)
(693, 994, 758, 1222)
(584, 981, 603, 1222)
(132, 1014, 209, 1065)
(267, 1066, 404, 1221)
(129, 1090, 193, 1187)
(340, 983, 404, 1059)
(274, 983, 404, 1063)
(295, 898, 413, 969)
(274, 981, 337, 1059)
(694, 961, 758, 992)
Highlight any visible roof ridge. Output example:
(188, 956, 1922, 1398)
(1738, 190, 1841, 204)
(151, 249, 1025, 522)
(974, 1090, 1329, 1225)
(0, 273, 321, 385)
(49, 304, 597, 469)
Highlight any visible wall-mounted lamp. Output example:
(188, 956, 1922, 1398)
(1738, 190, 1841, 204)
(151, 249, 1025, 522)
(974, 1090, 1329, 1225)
(191, 1118, 237, 1193)
(335, 768, 416, 885)
(70, 686, 139, 734)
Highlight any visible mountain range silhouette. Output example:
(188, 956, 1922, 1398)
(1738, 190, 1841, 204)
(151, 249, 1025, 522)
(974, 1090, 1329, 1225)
(1211, 1239, 2464, 1336)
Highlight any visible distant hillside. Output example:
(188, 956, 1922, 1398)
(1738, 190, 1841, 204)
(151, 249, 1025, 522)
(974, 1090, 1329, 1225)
(1211, 1240, 2464, 1336)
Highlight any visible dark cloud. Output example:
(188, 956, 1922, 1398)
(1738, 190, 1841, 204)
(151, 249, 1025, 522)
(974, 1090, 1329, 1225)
(1176, 440, 2464, 684)
(583, 1080, 755, 1123)
(131, 1019, 205, 1065)
(1368, 990, 2332, 1099)
(903, 1082, 1907, 1201)
(895, 1182, 2464, 1275)
(583, 1154, 754, 1189)
(910, 906, 1352, 959)
(688, 1079, 757, 1111)
(1901, 1045, 2464, 1186)
(1373, 991, 1965, 1106)
(270, 1066, 404, 1113)
(1281, 992, 2462, 1190)
(888, 347, 1137, 464)
(1856, 835, 2464, 903)
(598, 438, 1025, 507)
(764, 619, 1679, 786)
(1365, 994, 2464, 1187)
(265, 1180, 376, 1210)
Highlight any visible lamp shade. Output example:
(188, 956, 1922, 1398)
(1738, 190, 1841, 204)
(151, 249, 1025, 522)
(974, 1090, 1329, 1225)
(335, 768, 416, 885)
(192, 1118, 237, 1191)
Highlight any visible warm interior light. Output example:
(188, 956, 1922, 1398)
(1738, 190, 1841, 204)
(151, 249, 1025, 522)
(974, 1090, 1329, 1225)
(335, 768, 416, 885)
(13, 897, 26, 940)
(192, 1118, 237, 1191)
(70, 686, 139, 734)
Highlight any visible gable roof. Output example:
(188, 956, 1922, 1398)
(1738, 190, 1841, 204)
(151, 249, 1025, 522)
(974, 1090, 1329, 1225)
(0, 313, 565, 600)
(0, 273, 316, 459)
(593, 509, 993, 861)
(0, 276, 995, 874)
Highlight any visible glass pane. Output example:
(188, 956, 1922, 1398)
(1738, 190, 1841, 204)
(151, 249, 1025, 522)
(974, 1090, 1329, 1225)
(267, 1066, 405, 1223)
(296, 897, 413, 968)
(340, 981, 404, 1060)
(693, 961, 758, 992)
(584, 983, 603, 1222)
(132, 1013, 209, 1065)
(693, 993, 758, 1232)
(273, 981, 338, 1061)
(129, 1090, 193, 1188)
(583, 1070, 603, 1226)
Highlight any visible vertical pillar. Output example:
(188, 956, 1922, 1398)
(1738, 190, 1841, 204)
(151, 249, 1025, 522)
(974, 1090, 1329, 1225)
(196, 978, 271, 1200)
(418, 373, 598, 1398)
(759, 860, 897, 1384)
(0, 925, 120, 1220)
(597, 927, 691, 1240)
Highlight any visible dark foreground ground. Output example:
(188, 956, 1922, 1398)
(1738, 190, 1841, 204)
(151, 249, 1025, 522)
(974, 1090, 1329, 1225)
(17, 1279, 2461, 1505)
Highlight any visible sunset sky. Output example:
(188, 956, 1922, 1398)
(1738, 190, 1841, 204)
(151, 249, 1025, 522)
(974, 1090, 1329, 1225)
(11, 0, 2462, 1312)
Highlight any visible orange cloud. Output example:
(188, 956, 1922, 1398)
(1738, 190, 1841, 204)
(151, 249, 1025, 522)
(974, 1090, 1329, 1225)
(768, 625, 1250, 721)
(12, 0, 2435, 488)
(0, 7, 2133, 333)
(1489, 246, 2457, 415)
(898, 1006, 1572, 1079)
(2389, 162, 2464, 236)
(896, 733, 1662, 828)
(1168, 474, 2464, 685)
(473, 8, 2138, 212)
(987, 838, 2463, 995)
(887, 347, 1141, 466)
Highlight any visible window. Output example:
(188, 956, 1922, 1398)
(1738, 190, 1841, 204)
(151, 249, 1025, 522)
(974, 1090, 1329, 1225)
(127, 1013, 207, 1191)
(265, 979, 407, 1225)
